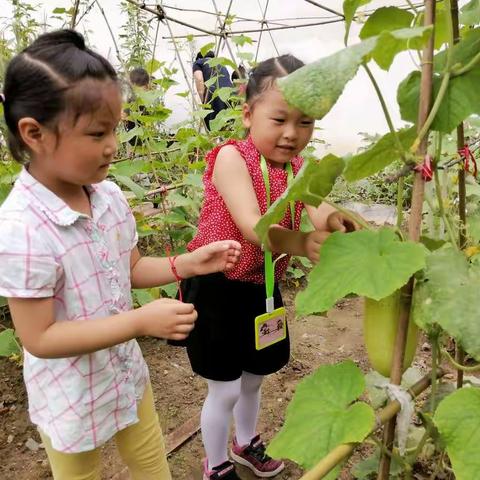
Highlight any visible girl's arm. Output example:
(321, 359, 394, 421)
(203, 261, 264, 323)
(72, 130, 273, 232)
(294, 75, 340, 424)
(213, 145, 311, 255)
(130, 240, 241, 289)
(8, 295, 196, 359)
(305, 203, 359, 233)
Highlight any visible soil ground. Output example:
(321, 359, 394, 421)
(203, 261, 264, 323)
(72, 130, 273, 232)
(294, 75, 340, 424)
(1, 286, 432, 480)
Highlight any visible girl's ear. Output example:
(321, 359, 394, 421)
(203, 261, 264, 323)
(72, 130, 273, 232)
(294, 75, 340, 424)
(242, 102, 252, 129)
(17, 118, 49, 155)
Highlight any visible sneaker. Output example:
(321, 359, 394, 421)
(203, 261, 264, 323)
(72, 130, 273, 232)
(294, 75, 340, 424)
(203, 459, 243, 480)
(230, 435, 285, 477)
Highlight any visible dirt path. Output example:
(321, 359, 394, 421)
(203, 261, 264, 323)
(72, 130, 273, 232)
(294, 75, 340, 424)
(1, 289, 375, 480)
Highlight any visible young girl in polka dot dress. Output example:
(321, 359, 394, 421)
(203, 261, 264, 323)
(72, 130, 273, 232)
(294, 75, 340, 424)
(184, 55, 357, 480)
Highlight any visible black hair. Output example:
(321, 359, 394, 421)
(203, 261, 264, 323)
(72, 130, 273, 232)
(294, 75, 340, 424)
(231, 65, 247, 82)
(129, 67, 150, 87)
(245, 54, 304, 104)
(195, 50, 215, 61)
(2, 29, 118, 163)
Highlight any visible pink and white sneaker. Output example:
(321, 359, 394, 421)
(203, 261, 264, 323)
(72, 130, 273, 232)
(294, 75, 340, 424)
(203, 459, 243, 480)
(230, 435, 285, 477)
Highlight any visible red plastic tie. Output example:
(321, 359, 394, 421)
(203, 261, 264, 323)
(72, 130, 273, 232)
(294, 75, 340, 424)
(414, 154, 433, 182)
(166, 245, 183, 302)
(458, 145, 478, 177)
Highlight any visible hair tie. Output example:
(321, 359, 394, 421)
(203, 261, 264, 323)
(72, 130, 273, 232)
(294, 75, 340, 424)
(0, 93, 5, 104)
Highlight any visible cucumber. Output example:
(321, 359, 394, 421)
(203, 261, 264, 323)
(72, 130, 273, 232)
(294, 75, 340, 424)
(363, 291, 419, 377)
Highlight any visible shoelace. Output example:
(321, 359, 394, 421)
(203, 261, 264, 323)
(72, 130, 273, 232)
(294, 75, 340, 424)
(246, 442, 271, 463)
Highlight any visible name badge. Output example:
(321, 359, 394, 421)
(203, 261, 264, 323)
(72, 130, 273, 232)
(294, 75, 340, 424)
(254, 307, 287, 350)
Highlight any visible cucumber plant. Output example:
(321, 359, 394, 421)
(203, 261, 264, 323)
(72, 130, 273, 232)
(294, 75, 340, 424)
(255, 1, 480, 478)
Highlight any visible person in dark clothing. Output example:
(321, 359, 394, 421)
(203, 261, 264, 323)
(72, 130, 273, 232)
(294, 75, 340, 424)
(124, 67, 150, 147)
(193, 51, 233, 131)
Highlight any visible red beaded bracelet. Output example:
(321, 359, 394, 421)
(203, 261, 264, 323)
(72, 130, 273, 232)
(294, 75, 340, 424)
(168, 254, 183, 302)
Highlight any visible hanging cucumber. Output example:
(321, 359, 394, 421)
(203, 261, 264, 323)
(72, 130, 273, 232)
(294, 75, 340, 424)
(363, 290, 419, 377)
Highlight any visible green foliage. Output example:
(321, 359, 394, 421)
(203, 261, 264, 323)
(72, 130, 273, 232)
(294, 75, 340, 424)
(254, 155, 344, 243)
(296, 228, 427, 315)
(344, 127, 416, 181)
(413, 247, 480, 359)
(359, 7, 413, 39)
(398, 28, 480, 133)
(460, 0, 480, 26)
(0, 328, 21, 357)
(343, 0, 372, 44)
(278, 26, 431, 120)
(435, 387, 480, 480)
(268, 360, 375, 479)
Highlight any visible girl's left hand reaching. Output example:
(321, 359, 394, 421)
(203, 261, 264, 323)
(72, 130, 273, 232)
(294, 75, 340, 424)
(188, 240, 241, 276)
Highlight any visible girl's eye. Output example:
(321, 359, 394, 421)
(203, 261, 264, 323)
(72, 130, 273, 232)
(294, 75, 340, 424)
(89, 132, 105, 138)
(272, 118, 285, 123)
(301, 120, 314, 126)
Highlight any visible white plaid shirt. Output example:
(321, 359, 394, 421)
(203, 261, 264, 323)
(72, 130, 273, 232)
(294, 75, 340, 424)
(0, 168, 149, 453)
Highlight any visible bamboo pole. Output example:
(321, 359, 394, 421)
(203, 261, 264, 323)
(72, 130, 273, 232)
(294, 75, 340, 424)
(299, 369, 445, 480)
(450, 0, 466, 390)
(70, 0, 81, 28)
(377, 2, 436, 478)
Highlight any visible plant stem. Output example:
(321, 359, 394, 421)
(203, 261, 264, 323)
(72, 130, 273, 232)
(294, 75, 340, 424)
(396, 177, 404, 230)
(442, 349, 480, 372)
(433, 136, 458, 247)
(452, 51, 480, 76)
(363, 63, 408, 163)
(411, 0, 455, 154)
(429, 332, 439, 413)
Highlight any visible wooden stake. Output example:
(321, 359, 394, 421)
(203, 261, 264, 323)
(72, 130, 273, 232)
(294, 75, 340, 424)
(450, 0, 466, 390)
(377, 2, 436, 478)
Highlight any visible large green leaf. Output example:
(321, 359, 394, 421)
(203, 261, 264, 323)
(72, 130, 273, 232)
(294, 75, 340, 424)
(460, 0, 480, 25)
(412, 247, 480, 359)
(279, 27, 431, 119)
(343, 0, 372, 44)
(359, 7, 413, 39)
(268, 360, 375, 479)
(344, 127, 416, 181)
(398, 29, 480, 133)
(296, 228, 427, 315)
(435, 388, 480, 480)
(254, 155, 344, 243)
(0, 329, 21, 357)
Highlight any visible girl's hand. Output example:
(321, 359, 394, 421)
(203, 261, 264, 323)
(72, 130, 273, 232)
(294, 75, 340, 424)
(187, 240, 241, 276)
(327, 211, 360, 233)
(304, 230, 331, 264)
(137, 298, 197, 341)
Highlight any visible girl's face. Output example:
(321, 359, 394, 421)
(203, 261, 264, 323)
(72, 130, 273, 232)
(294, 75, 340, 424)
(242, 85, 315, 168)
(29, 80, 122, 188)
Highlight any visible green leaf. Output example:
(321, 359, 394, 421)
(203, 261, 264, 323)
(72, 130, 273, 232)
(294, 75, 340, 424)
(231, 34, 253, 46)
(254, 154, 344, 243)
(460, 0, 480, 26)
(343, 0, 372, 44)
(359, 7, 414, 40)
(353, 448, 403, 479)
(52, 7, 66, 14)
(435, 388, 480, 480)
(206, 56, 237, 70)
(145, 58, 162, 74)
(296, 228, 427, 315)
(132, 288, 155, 307)
(279, 27, 431, 119)
(113, 175, 145, 200)
(370, 26, 432, 70)
(344, 127, 416, 181)
(268, 360, 375, 478)
(412, 247, 480, 359)
(200, 42, 216, 57)
(398, 29, 480, 133)
(0, 329, 21, 357)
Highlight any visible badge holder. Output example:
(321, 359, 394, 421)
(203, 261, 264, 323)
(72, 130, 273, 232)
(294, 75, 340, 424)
(254, 156, 294, 351)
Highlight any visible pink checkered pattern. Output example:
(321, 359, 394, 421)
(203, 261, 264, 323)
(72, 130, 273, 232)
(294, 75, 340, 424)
(0, 168, 149, 453)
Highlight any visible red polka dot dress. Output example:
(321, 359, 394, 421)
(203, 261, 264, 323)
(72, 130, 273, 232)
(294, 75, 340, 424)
(180, 136, 305, 381)
(188, 135, 304, 283)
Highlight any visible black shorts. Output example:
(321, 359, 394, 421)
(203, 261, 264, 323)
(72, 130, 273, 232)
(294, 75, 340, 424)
(178, 273, 290, 381)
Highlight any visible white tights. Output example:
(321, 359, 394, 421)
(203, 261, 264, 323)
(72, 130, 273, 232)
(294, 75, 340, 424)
(201, 372, 263, 469)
